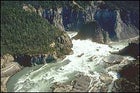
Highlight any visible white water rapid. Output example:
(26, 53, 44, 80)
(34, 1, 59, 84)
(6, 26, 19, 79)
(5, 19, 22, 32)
(7, 32, 135, 92)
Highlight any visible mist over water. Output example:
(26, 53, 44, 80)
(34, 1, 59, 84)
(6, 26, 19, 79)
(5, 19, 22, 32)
(7, 32, 134, 92)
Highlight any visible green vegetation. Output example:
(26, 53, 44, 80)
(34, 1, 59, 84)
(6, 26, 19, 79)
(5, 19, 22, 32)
(2, 1, 138, 55)
(1, 2, 65, 55)
(1, 1, 91, 12)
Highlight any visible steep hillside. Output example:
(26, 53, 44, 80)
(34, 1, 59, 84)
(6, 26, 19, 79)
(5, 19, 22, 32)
(1, 2, 72, 59)
(73, 1, 139, 43)
(73, 21, 109, 43)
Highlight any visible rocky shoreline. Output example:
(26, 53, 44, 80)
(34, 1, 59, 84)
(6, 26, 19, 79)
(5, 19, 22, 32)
(1, 37, 139, 92)
(1, 54, 23, 92)
(1, 1, 139, 92)
(51, 58, 139, 92)
(50, 38, 139, 92)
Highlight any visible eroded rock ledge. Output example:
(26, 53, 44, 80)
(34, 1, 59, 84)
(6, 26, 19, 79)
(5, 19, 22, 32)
(1, 54, 22, 92)
(51, 73, 113, 92)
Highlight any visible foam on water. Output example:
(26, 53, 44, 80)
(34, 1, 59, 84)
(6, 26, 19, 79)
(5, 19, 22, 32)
(7, 32, 135, 92)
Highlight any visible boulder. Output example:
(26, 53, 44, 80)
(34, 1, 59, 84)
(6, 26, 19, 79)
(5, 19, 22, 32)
(56, 32, 73, 57)
(108, 59, 139, 92)
(117, 42, 139, 59)
(110, 38, 139, 59)
(99, 73, 113, 85)
(2, 54, 14, 63)
(1, 60, 22, 92)
(118, 59, 139, 85)
(22, 4, 36, 13)
(1, 54, 14, 68)
(71, 74, 91, 92)
(52, 73, 92, 92)
(114, 78, 139, 92)
(77, 53, 84, 57)
(52, 82, 73, 92)
(1, 62, 22, 77)
(106, 59, 133, 72)
(103, 55, 124, 68)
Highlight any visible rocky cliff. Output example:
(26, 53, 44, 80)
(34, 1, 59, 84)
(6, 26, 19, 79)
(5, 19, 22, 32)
(1, 1, 73, 67)
(73, 21, 110, 44)
(110, 38, 139, 92)
(1, 54, 22, 92)
(32, 1, 139, 43)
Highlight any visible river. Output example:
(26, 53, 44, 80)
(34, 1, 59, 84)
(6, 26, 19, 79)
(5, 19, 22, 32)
(7, 32, 134, 92)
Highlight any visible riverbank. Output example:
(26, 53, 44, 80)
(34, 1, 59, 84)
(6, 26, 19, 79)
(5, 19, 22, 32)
(1, 54, 23, 92)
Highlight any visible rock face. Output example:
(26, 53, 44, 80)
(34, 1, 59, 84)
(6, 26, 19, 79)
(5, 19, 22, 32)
(42, 6, 86, 31)
(23, 4, 37, 13)
(111, 41, 139, 59)
(2, 2, 73, 67)
(94, 8, 117, 41)
(70, 74, 91, 92)
(1, 62, 22, 77)
(1, 54, 22, 92)
(106, 40, 139, 73)
(75, 1, 139, 43)
(39, 1, 139, 43)
(51, 74, 91, 92)
(56, 32, 73, 56)
(51, 73, 114, 92)
(107, 40, 139, 92)
(102, 55, 124, 68)
(103, 55, 124, 64)
(1, 54, 14, 68)
(115, 10, 139, 40)
(118, 43, 139, 59)
(113, 78, 139, 92)
(113, 59, 139, 92)
(21, 1, 139, 43)
(51, 38, 139, 92)
(1, 77, 10, 92)
(51, 82, 73, 92)
(73, 21, 110, 43)
(1, 54, 22, 77)
(42, 7, 65, 31)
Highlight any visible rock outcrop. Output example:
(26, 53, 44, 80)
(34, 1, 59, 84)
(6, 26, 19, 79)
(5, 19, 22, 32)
(113, 59, 139, 92)
(23, 4, 37, 13)
(102, 55, 124, 68)
(110, 38, 139, 59)
(107, 40, 139, 92)
(2, 2, 73, 67)
(22, 1, 139, 43)
(73, 21, 110, 43)
(1, 54, 22, 92)
(56, 32, 73, 57)
(51, 73, 114, 92)
(51, 82, 73, 92)
(115, 10, 139, 40)
(1, 54, 14, 68)
(42, 7, 65, 31)
(75, 1, 139, 43)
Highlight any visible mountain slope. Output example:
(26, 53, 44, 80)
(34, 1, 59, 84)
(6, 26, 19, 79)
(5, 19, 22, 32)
(1, 3, 72, 57)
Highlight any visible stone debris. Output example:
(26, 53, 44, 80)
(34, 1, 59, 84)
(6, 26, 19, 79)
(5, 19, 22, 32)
(52, 73, 114, 92)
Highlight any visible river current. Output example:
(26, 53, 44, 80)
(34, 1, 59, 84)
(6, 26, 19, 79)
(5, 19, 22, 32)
(7, 32, 134, 92)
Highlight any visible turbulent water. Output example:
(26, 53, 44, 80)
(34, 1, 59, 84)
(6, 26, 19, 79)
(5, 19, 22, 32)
(7, 32, 134, 92)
